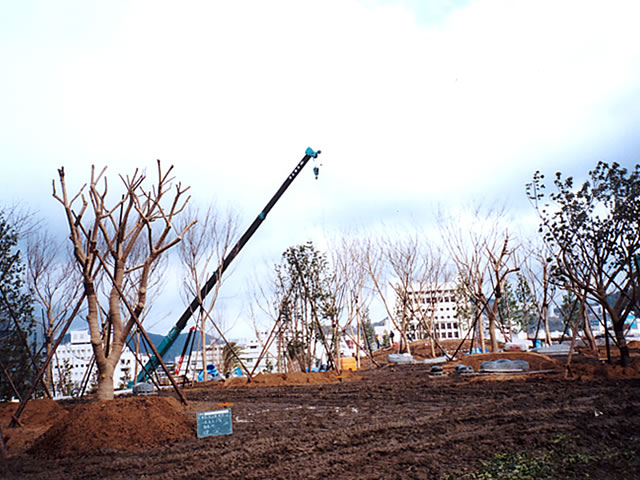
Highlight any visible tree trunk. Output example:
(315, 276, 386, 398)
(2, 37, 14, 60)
(201, 314, 207, 382)
(488, 313, 499, 353)
(96, 361, 115, 401)
(45, 336, 54, 395)
(544, 308, 552, 346)
(401, 331, 411, 355)
(429, 317, 436, 357)
(355, 317, 361, 368)
(582, 313, 597, 354)
(612, 317, 631, 367)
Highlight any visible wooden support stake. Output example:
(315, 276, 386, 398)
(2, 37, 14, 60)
(201, 307, 253, 382)
(0, 360, 22, 403)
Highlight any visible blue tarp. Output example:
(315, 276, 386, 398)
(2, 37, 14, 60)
(197, 364, 220, 382)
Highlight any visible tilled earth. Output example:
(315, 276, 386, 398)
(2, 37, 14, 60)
(3, 362, 640, 479)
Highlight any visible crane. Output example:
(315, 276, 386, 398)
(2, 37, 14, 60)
(135, 147, 321, 383)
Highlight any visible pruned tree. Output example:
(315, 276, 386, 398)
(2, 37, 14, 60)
(513, 240, 556, 346)
(359, 235, 408, 353)
(53, 161, 194, 400)
(527, 161, 640, 365)
(25, 229, 82, 394)
(360, 230, 450, 356)
(385, 234, 422, 355)
(177, 204, 240, 380)
(441, 205, 519, 352)
(402, 244, 454, 358)
(248, 268, 288, 373)
(329, 235, 376, 367)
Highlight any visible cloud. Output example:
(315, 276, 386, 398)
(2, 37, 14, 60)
(1, 0, 639, 334)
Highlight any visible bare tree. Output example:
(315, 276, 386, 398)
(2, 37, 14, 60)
(514, 238, 566, 347)
(403, 244, 454, 358)
(441, 205, 519, 353)
(360, 231, 446, 355)
(177, 204, 240, 379)
(330, 235, 376, 368)
(25, 230, 82, 393)
(53, 161, 194, 401)
(360, 235, 405, 351)
(248, 267, 287, 372)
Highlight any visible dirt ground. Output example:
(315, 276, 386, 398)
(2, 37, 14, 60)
(2, 351, 640, 479)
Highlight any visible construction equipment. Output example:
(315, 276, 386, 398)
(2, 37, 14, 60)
(174, 326, 196, 376)
(135, 147, 321, 383)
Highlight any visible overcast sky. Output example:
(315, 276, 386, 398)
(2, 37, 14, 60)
(1, 1, 639, 336)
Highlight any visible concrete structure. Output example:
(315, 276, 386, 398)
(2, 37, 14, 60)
(51, 329, 147, 393)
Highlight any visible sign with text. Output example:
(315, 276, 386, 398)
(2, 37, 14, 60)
(197, 408, 233, 438)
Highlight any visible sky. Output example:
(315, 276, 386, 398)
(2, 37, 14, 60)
(1, 0, 640, 337)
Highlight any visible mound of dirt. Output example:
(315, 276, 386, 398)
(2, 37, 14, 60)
(452, 351, 561, 372)
(1, 399, 69, 456)
(568, 356, 640, 380)
(28, 396, 195, 457)
(626, 340, 640, 349)
(222, 370, 361, 388)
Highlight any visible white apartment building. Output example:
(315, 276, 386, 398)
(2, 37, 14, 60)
(51, 329, 147, 393)
(393, 282, 468, 341)
(241, 331, 278, 374)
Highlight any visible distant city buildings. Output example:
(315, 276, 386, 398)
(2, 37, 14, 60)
(173, 330, 278, 380)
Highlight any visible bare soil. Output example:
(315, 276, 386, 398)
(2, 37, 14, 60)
(2, 351, 640, 479)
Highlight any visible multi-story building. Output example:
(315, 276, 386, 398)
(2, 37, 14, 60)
(393, 282, 468, 341)
(51, 329, 147, 394)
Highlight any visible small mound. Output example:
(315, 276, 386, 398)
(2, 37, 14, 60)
(222, 370, 361, 388)
(29, 396, 195, 457)
(453, 352, 560, 372)
(568, 356, 640, 380)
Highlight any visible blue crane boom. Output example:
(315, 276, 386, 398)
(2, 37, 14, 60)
(136, 147, 321, 383)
